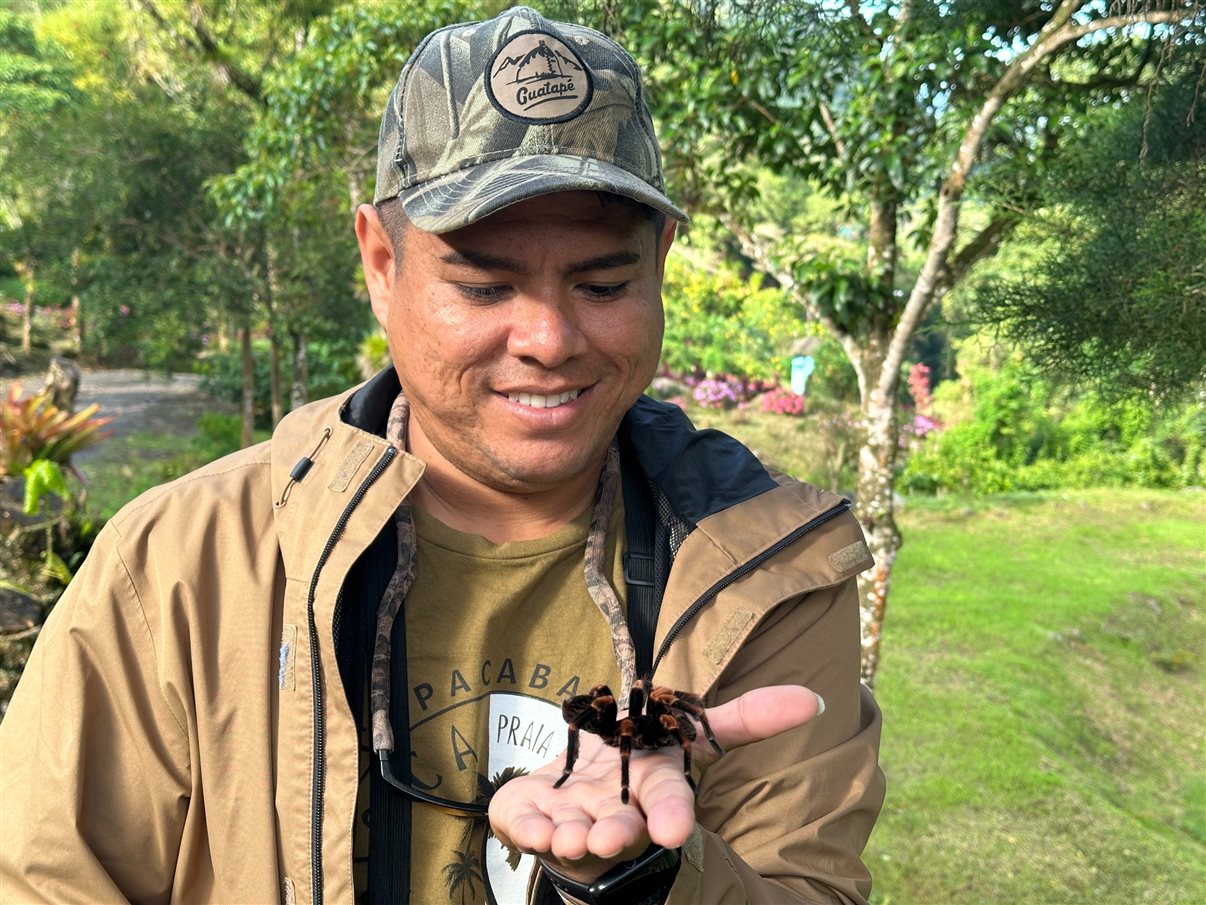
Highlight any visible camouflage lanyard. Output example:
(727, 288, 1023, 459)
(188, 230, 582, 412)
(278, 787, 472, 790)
(370, 391, 637, 759)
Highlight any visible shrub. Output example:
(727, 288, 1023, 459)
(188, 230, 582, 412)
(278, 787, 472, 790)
(195, 413, 243, 459)
(661, 255, 809, 385)
(358, 331, 391, 380)
(692, 378, 741, 410)
(902, 336, 1204, 494)
(1, 382, 113, 479)
(760, 388, 807, 416)
(199, 335, 362, 425)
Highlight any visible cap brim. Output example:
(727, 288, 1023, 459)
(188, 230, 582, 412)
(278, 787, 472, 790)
(398, 155, 689, 234)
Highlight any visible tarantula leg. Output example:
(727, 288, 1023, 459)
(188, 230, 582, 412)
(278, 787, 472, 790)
(618, 717, 635, 805)
(695, 707, 724, 756)
(552, 724, 580, 790)
(660, 714, 698, 791)
(665, 690, 725, 757)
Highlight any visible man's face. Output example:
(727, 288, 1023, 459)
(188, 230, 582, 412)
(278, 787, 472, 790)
(360, 191, 675, 496)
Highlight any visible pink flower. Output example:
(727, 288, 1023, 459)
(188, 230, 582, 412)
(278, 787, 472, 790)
(760, 388, 806, 416)
(907, 363, 933, 413)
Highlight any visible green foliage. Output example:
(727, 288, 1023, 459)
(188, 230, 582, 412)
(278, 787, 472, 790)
(795, 257, 895, 336)
(971, 67, 1206, 401)
(305, 336, 365, 399)
(903, 339, 1206, 495)
(20, 457, 68, 515)
(1, 1, 257, 371)
(358, 330, 391, 380)
(199, 336, 362, 424)
(0, 10, 75, 117)
(195, 412, 243, 456)
(660, 254, 809, 383)
(807, 337, 861, 407)
(1, 382, 113, 477)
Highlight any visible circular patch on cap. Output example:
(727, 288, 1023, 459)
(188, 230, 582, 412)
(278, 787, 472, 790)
(486, 30, 593, 124)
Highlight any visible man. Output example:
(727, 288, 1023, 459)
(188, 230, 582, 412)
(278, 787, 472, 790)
(0, 6, 883, 904)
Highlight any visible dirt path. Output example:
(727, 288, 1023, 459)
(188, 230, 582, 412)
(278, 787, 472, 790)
(8, 366, 233, 466)
(70, 369, 229, 466)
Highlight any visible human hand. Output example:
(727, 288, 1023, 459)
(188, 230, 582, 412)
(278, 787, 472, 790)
(487, 684, 824, 883)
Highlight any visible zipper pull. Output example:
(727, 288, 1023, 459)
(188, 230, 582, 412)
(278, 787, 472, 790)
(275, 427, 333, 509)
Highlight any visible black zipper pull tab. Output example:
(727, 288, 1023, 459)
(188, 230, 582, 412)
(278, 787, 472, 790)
(276, 427, 332, 509)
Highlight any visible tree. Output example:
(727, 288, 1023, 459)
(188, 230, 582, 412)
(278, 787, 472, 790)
(130, 0, 334, 441)
(2, 1, 258, 382)
(0, 10, 79, 354)
(574, 0, 1204, 684)
(207, 0, 483, 414)
(969, 64, 1206, 399)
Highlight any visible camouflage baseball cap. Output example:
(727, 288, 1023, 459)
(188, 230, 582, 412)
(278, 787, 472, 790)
(373, 5, 687, 233)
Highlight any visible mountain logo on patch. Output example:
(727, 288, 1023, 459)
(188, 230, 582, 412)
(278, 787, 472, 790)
(487, 31, 593, 124)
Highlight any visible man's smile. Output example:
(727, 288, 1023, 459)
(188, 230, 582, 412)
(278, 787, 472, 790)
(504, 388, 583, 409)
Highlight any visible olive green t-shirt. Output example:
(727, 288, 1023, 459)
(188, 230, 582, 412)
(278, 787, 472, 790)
(354, 499, 626, 904)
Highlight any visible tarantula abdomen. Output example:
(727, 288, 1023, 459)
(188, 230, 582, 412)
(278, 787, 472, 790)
(552, 679, 723, 804)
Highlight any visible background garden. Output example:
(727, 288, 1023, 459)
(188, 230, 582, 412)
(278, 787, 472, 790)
(2, 2, 1204, 902)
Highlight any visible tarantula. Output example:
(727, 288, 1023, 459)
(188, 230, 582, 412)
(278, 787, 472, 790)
(553, 679, 724, 804)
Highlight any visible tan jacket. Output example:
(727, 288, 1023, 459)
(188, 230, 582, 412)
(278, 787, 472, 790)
(0, 382, 883, 904)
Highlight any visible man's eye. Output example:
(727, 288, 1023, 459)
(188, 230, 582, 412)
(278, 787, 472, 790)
(456, 284, 508, 303)
(583, 282, 630, 301)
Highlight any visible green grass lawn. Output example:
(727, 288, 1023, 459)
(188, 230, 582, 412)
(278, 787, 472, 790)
(84, 424, 268, 520)
(868, 490, 1206, 904)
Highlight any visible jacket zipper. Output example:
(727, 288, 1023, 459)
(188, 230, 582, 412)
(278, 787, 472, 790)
(651, 500, 851, 674)
(307, 445, 398, 905)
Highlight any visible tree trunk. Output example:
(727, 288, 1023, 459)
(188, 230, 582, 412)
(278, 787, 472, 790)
(263, 236, 283, 426)
(16, 259, 35, 355)
(69, 247, 83, 351)
(347, 163, 365, 215)
(269, 331, 282, 425)
(853, 338, 902, 688)
(853, 185, 903, 688)
(290, 329, 308, 409)
(867, 196, 897, 290)
(240, 322, 255, 448)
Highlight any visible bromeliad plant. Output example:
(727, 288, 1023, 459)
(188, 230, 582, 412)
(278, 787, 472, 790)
(1, 381, 113, 514)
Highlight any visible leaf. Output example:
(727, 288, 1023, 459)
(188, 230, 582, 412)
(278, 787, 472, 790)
(22, 458, 69, 515)
(41, 550, 74, 585)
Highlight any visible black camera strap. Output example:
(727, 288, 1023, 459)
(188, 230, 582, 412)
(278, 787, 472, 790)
(621, 458, 661, 679)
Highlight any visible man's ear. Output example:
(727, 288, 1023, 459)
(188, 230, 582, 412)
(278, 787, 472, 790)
(655, 218, 677, 279)
(356, 203, 397, 330)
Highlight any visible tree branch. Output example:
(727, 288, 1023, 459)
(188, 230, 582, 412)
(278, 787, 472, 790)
(719, 214, 846, 341)
(818, 100, 847, 158)
(136, 0, 264, 106)
(936, 214, 1020, 295)
(845, 0, 880, 43)
(875, 0, 1196, 402)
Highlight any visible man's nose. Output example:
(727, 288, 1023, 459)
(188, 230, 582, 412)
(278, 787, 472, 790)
(506, 296, 586, 368)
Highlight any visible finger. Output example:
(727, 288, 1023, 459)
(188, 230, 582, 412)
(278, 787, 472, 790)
(705, 685, 824, 750)
(632, 763, 697, 849)
(492, 802, 556, 853)
(583, 793, 648, 859)
(548, 806, 594, 861)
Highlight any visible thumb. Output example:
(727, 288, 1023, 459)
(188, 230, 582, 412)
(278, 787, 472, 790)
(705, 685, 824, 751)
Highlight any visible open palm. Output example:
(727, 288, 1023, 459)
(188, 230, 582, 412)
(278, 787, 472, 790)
(488, 684, 823, 883)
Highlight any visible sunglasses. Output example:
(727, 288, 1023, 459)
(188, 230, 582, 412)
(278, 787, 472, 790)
(377, 748, 490, 817)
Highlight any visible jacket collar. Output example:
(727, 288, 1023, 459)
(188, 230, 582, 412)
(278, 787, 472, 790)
(619, 395, 779, 528)
(268, 372, 422, 591)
